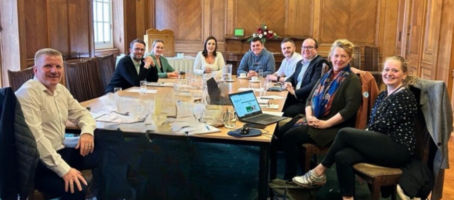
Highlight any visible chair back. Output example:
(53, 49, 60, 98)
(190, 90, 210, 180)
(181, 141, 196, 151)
(7, 68, 34, 91)
(409, 86, 436, 165)
(144, 28, 175, 57)
(64, 58, 103, 102)
(96, 54, 116, 92)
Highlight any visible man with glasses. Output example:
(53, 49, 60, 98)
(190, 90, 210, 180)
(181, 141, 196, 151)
(105, 39, 158, 93)
(283, 38, 329, 117)
(237, 37, 275, 78)
(266, 38, 302, 82)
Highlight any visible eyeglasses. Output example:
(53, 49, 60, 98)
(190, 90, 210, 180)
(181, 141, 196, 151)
(302, 46, 315, 50)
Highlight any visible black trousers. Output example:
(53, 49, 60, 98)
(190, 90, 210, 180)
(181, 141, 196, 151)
(35, 148, 99, 200)
(271, 117, 315, 180)
(321, 127, 411, 196)
(282, 94, 306, 117)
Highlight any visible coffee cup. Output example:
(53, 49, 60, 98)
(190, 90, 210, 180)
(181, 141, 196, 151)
(251, 76, 258, 81)
(239, 73, 246, 78)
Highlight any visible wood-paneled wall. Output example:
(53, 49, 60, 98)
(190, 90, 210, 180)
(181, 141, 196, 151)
(153, 0, 398, 61)
(1, 0, 453, 100)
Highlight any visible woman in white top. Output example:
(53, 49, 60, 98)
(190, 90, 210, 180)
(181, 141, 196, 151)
(193, 36, 225, 75)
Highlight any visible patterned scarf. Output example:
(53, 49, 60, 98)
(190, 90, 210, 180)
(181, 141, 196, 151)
(311, 65, 351, 118)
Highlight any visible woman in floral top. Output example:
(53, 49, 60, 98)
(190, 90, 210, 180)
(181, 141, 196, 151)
(293, 56, 418, 200)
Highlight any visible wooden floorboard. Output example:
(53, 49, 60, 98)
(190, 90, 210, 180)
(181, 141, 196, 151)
(442, 135, 453, 199)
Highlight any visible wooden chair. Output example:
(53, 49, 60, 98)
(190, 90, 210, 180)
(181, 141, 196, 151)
(352, 86, 436, 200)
(7, 67, 34, 91)
(95, 54, 116, 92)
(144, 28, 175, 57)
(64, 58, 104, 102)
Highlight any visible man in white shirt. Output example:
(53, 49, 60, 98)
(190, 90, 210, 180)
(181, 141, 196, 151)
(266, 38, 302, 82)
(15, 48, 97, 199)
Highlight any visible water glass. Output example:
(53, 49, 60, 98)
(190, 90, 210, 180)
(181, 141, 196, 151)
(223, 108, 236, 129)
(258, 69, 264, 78)
(140, 80, 147, 94)
(222, 64, 233, 81)
(113, 87, 122, 111)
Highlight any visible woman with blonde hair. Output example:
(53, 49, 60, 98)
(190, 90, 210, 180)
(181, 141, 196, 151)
(293, 55, 418, 200)
(147, 40, 178, 78)
(277, 39, 362, 180)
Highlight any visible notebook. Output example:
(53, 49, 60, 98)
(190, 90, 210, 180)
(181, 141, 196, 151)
(229, 90, 287, 126)
(206, 77, 231, 105)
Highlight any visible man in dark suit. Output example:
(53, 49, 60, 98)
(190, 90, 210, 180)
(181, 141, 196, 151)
(105, 39, 158, 93)
(283, 38, 329, 117)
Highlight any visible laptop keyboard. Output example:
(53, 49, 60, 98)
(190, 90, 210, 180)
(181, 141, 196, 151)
(245, 114, 280, 122)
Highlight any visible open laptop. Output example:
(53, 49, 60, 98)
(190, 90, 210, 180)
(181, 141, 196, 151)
(206, 77, 231, 105)
(229, 90, 287, 126)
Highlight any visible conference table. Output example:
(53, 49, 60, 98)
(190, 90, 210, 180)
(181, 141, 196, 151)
(67, 76, 288, 200)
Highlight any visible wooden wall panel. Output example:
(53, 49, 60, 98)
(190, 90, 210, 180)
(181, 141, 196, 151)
(376, 0, 399, 67)
(404, 0, 426, 76)
(112, 0, 125, 53)
(235, 0, 285, 37)
(23, 0, 48, 63)
(286, 0, 312, 37)
(156, 0, 202, 41)
(47, 0, 70, 56)
(420, 0, 442, 80)
(210, 0, 225, 42)
(320, 0, 377, 45)
(68, 0, 91, 57)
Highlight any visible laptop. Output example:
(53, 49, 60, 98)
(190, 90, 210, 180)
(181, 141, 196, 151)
(206, 78, 231, 105)
(229, 90, 287, 126)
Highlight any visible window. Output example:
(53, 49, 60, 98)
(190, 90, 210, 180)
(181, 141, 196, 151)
(93, 0, 113, 49)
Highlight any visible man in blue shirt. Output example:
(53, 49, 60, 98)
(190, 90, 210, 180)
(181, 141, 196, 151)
(237, 37, 275, 77)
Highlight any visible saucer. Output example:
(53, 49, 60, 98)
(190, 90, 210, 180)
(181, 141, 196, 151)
(249, 79, 260, 83)
(224, 79, 235, 82)
(238, 76, 248, 79)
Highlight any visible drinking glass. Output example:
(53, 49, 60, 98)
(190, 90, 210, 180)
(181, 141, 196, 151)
(140, 80, 147, 94)
(223, 108, 236, 129)
(222, 64, 233, 81)
(258, 69, 264, 78)
(113, 87, 122, 110)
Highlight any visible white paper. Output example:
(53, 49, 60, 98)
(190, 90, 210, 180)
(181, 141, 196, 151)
(259, 95, 284, 100)
(147, 82, 174, 87)
(171, 121, 220, 135)
(127, 88, 158, 93)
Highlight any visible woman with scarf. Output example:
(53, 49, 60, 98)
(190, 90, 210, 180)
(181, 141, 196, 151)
(292, 56, 418, 200)
(277, 39, 362, 180)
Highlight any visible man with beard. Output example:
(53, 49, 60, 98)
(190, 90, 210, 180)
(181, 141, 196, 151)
(266, 38, 302, 82)
(105, 39, 158, 93)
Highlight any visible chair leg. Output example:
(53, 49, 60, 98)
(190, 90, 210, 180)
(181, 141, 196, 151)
(371, 184, 381, 200)
(304, 149, 311, 172)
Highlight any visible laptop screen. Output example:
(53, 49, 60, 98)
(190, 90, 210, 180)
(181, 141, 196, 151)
(229, 90, 262, 118)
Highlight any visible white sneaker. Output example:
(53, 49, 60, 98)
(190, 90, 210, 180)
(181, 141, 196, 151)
(292, 169, 326, 188)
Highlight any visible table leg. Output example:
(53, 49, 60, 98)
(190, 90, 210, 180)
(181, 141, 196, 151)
(258, 144, 270, 200)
